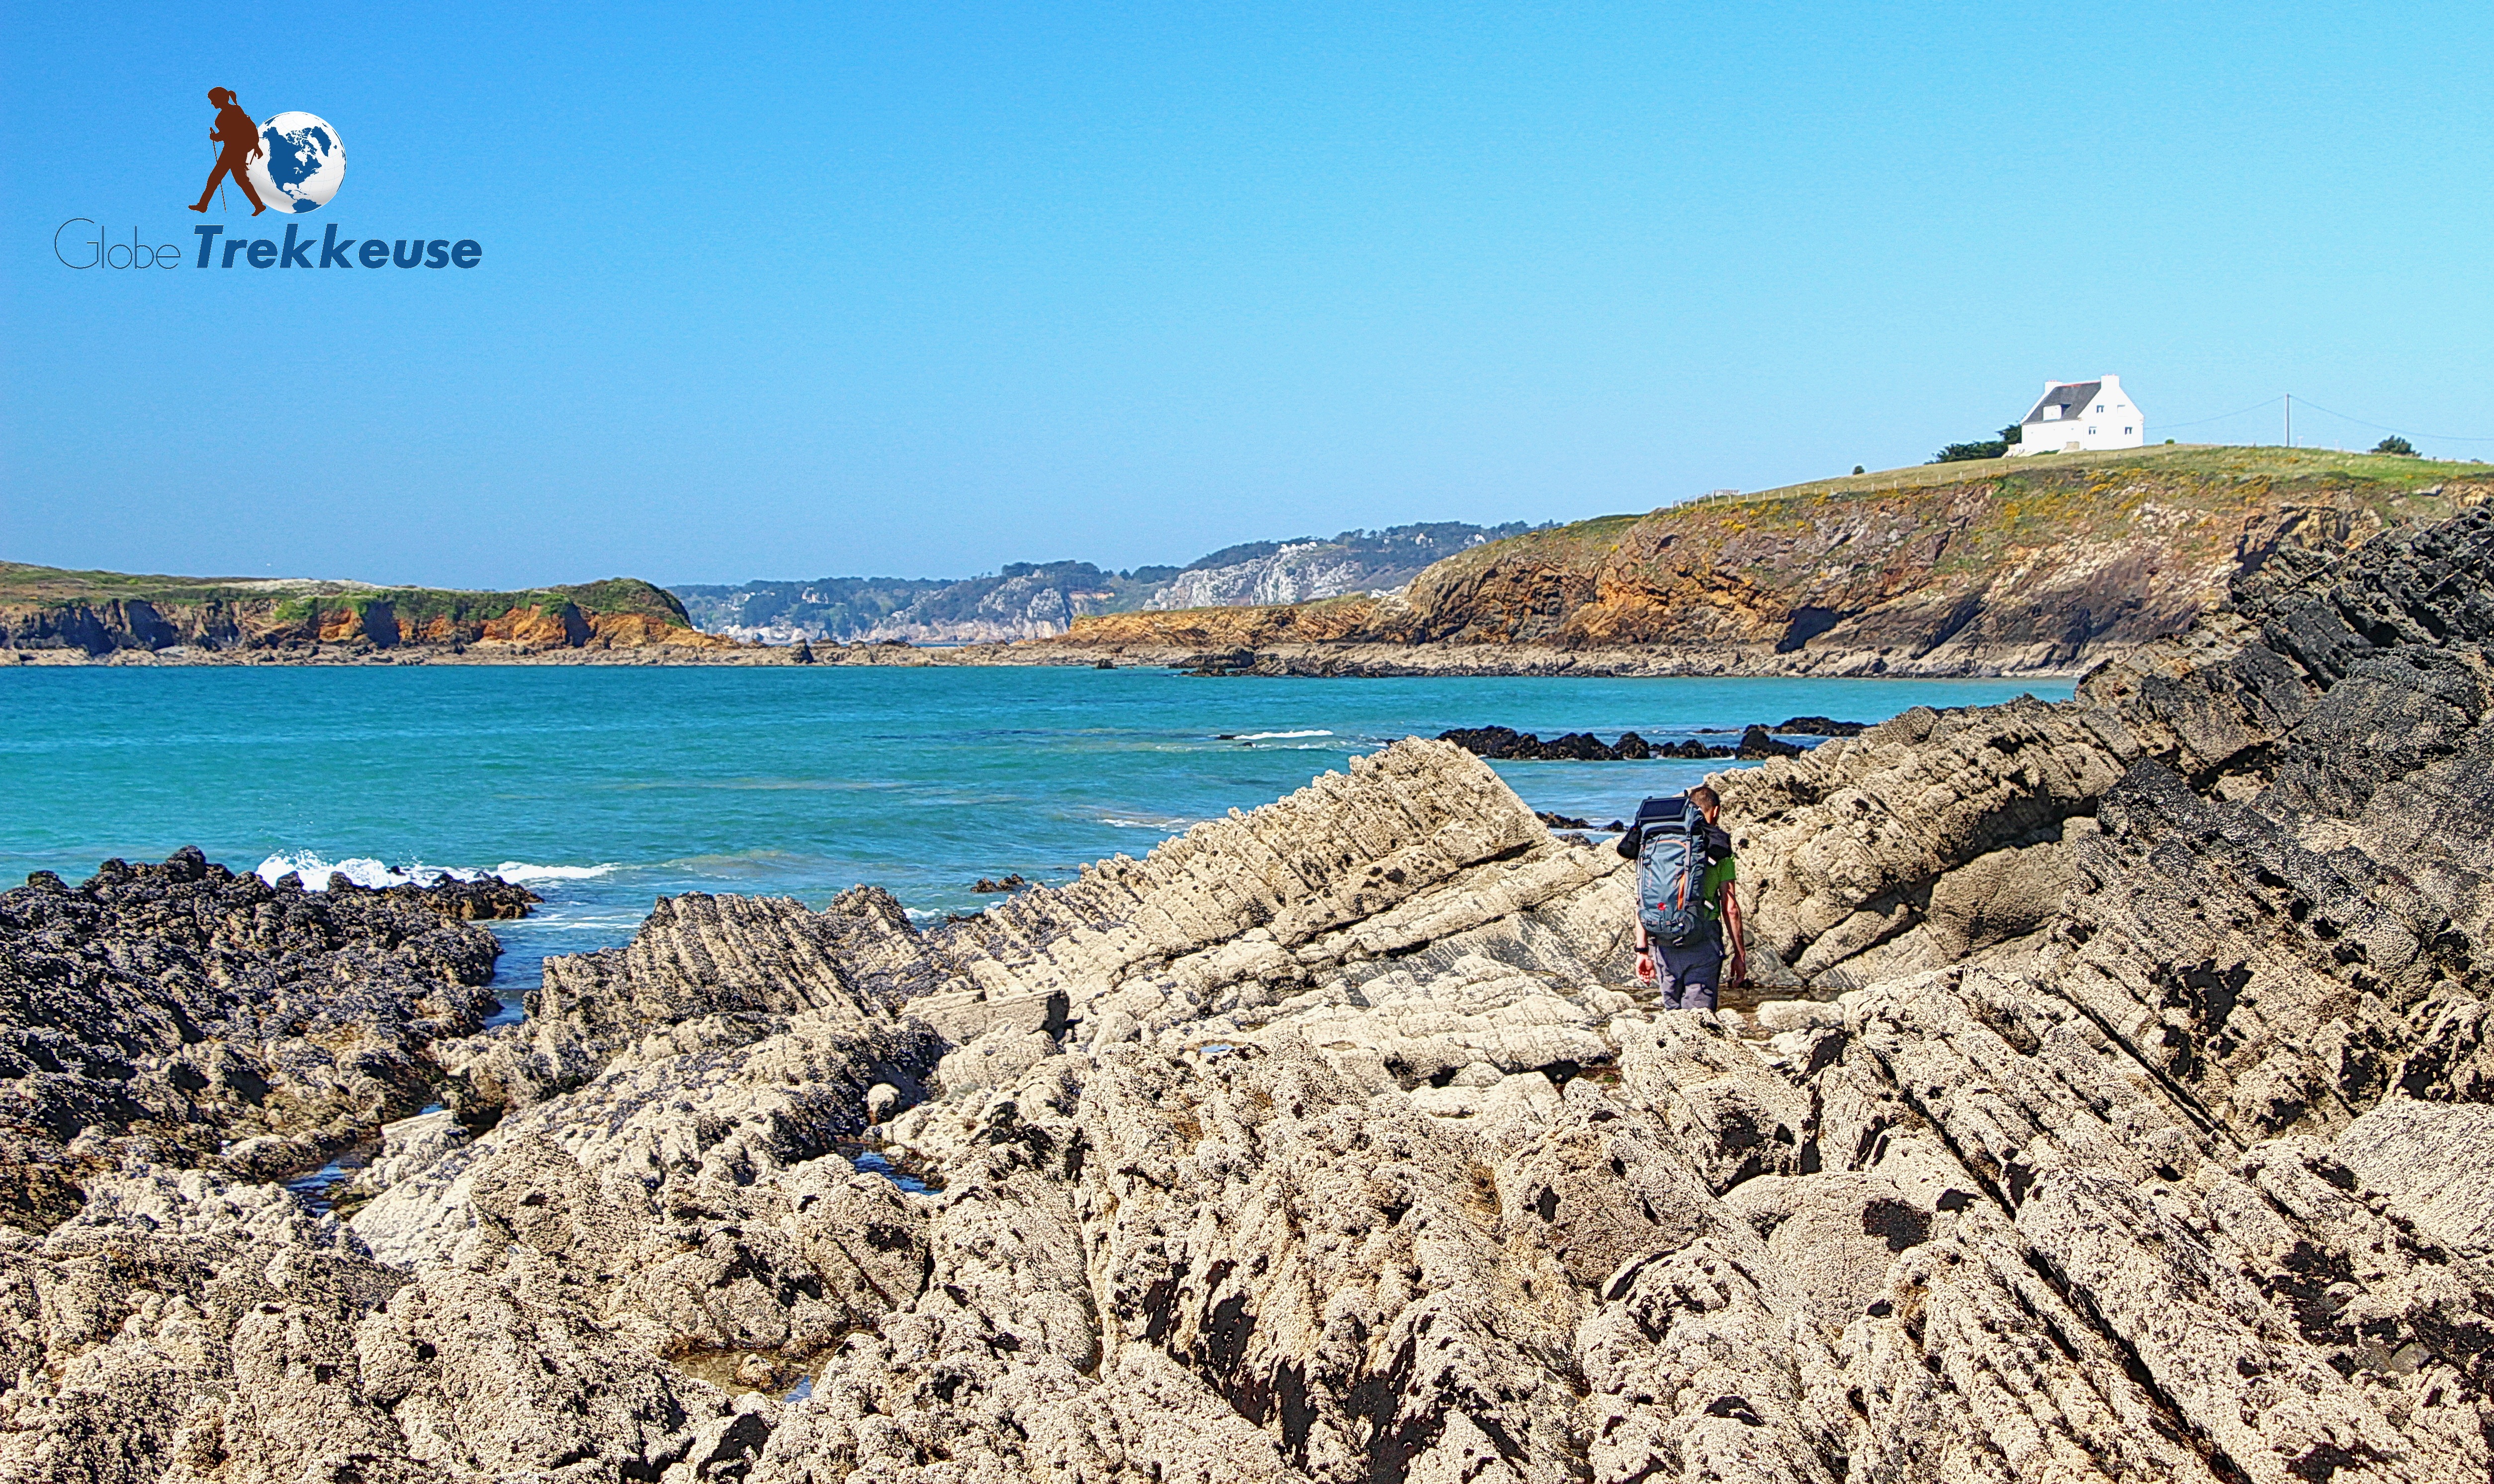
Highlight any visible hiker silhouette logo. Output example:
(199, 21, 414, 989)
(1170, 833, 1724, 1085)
(190, 88, 344, 216)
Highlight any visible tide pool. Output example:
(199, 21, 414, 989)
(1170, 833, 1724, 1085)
(1, 665, 2068, 1011)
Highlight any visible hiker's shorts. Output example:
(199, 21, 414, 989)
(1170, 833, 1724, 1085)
(1657, 938, 1722, 1012)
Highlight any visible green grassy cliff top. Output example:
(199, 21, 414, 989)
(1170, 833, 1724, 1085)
(1427, 444, 2487, 575)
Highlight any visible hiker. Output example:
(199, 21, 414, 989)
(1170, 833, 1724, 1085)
(191, 87, 268, 215)
(1615, 784, 1746, 1010)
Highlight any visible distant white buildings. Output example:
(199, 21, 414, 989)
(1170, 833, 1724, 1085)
(2010, 375, 2145, 455)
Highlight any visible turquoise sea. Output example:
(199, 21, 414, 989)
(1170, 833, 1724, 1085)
(0, 666, 2069, 1016)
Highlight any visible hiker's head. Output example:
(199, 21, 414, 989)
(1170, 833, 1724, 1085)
(1689, 785, 1720, 823)
(208, 87, 235, 107)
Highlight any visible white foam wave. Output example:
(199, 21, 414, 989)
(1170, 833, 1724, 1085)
(1230, 729, 1334, 741)
(253, 853, 615, 890)
(490, 862, 619, 883)
(254, 854, 477, 890)
(1100, 814, 1193, 830)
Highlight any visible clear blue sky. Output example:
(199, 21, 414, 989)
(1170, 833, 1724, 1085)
(6, 3, 2492, 589)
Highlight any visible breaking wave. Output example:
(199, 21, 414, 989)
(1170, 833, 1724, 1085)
(252, 853, 616, 889)
(253, 854, 466, 889)
(490, 862, 620, 883)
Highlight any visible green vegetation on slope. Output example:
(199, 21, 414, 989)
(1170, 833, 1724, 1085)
(1432, 444, 2486, 577)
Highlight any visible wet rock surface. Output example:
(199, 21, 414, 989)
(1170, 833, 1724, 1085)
(5, 510, 2492, 1483)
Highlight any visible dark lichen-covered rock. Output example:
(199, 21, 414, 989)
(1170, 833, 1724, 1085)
(0, 849, 514, 1228)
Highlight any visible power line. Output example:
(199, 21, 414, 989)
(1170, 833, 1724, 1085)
(2156, 396, 2284, 430)
(2278, 396, 2494, 444)
(2151, 393, 2494, 444)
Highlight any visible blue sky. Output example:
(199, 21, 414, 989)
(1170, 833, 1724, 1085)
(6, 3, 2493, 589)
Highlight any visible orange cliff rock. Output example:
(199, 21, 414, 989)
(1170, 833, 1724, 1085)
(586, 611, 737, 649)
(298, 603, 737, 651)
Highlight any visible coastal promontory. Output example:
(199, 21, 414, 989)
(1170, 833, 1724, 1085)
(0, 568, 754, 663)
(1040, 444, 2493, 676)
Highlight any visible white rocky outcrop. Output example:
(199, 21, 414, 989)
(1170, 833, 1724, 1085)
(1142, 543, 1383, 611)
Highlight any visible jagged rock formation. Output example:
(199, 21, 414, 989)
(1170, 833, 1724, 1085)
(0, 850, 522, 1231)
(4, 508, 2492, 1483)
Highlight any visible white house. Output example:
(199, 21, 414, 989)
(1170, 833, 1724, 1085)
(2008, 374, 2145, 455)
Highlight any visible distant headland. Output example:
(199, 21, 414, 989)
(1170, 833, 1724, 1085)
(8, 445, 2484, 676)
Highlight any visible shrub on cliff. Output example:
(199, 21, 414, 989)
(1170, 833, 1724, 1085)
(1933, 426, 2023, 463)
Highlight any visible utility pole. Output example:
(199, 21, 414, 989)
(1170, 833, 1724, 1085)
(2285, 393, 2292, 448)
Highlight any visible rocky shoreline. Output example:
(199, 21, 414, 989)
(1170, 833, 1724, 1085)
(2, 508, 2491, 1482)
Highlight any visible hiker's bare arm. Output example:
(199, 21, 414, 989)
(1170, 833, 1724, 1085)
(1721, 882, 1747, 987)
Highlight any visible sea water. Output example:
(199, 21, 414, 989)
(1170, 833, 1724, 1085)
(0, 665, 2068, 1014)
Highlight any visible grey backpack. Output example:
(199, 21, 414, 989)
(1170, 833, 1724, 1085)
(1632, 795, 1709, 949)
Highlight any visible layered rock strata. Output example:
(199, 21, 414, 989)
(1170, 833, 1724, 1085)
(4, 509, 2493, 1483)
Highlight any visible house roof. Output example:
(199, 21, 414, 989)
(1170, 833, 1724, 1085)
(2023, 381, 2103, 425)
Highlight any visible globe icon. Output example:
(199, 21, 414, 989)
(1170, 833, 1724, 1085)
(244, 112, 345, 214)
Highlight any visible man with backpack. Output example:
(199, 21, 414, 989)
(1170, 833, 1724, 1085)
(1614, 785, 1746, 1010)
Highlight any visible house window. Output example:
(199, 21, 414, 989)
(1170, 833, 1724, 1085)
(2125, 426, 2134, 435)
(2088, 427, 2098, 436)
(2043, 405, 2061, 420)
(2094, 404, 2104, 412)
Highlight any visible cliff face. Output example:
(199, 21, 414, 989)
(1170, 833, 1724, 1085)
(5, 508, 2492, 1482)
(1142, 541, 1377, 610)
(1054, 446, 2492, 675)
(0, 565, 735, 659)
(1138, 524, 1539, 612)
